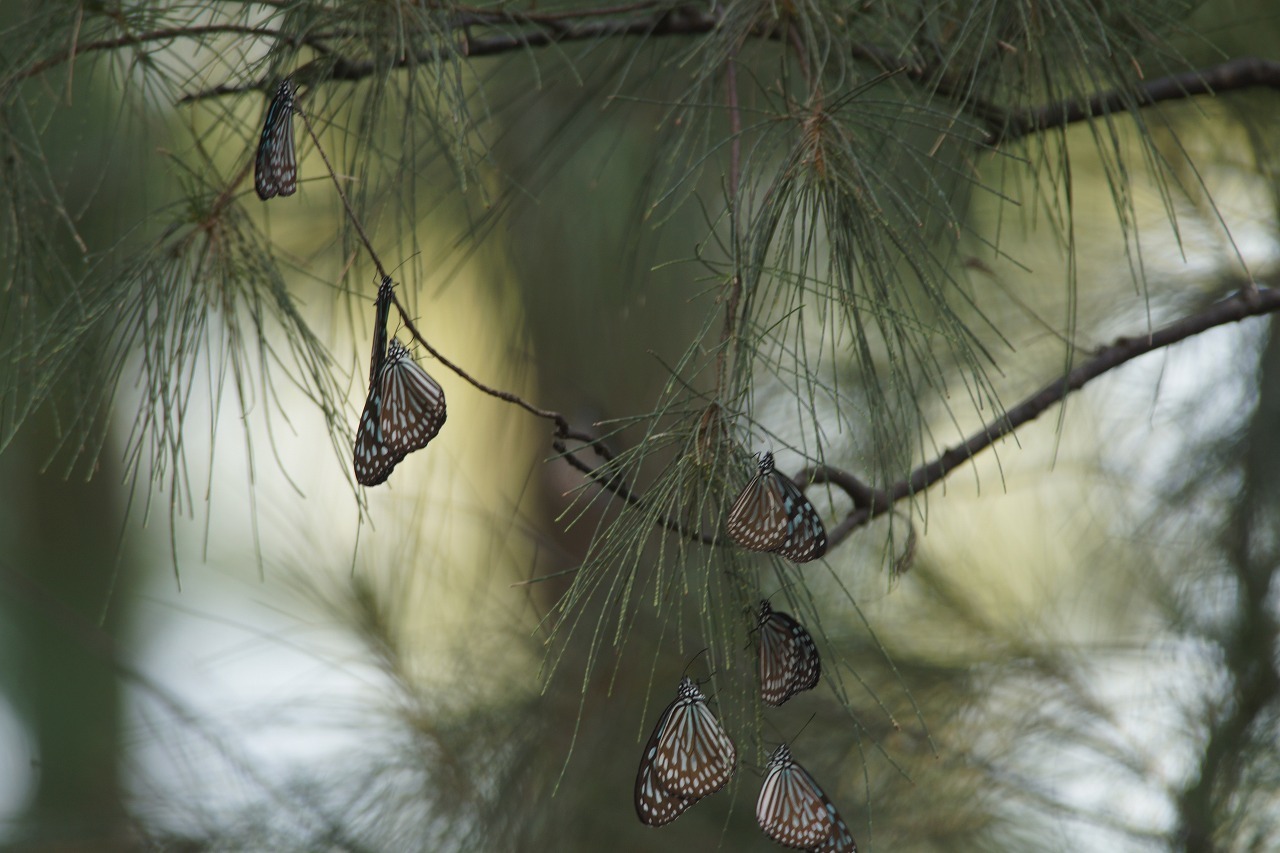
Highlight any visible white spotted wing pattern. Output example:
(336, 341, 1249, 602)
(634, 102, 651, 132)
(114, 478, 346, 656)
(635, 677, 737, 826)
(758, 600, 821, 706)
(378, 339, 446, 454)
(352, 385, 404, 486)
(757, 743, 857, 852)
(254, 79, 297, 200)
(726, 452, 828, 563)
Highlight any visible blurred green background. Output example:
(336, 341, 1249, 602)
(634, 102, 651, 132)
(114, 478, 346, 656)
(4, 2, 1280, 851)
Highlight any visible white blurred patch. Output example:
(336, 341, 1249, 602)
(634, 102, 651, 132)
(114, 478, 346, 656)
(0, 692, 34, 824)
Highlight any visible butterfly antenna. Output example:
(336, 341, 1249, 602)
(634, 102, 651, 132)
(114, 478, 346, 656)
(764, 579, 800, 606)
(791, 713, 819, 747)
(682, 648, 710, 681)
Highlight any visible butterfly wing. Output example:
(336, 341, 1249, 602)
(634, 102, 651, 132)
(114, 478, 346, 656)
(275, 95, 297, 197)
(759, 601, 799, 706)
(254, 79, 297, 200)
(727, 457, 790, 552)
(379, 340, 447, 454)
(727, 452, 827, 561)
(767, 470, 828, 563)
(635, 698, 697, 826)
(756, 744, 837, 850)
(758, 601, 821, 706)
(652, 677, 737, 798)
(353, 387, 404, 486)
(815, 812, 859, 853)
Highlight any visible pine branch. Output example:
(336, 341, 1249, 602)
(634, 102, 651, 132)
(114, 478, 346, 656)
(163, 4, 1280, 154)
(15, 5, 1278, 141)
(176, 4, 720, 103)
(802, 285, 1280, 550)
(292, 47, 1280, 556)
(380, 276, 1280, 558)
(77, 6, 1280, 560)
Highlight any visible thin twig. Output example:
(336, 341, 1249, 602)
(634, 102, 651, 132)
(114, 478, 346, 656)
(300, 100, 571, 430)
(726, 56, 742, 211)
(13, 24, 305, 84)
(385, 302, 566, 428)
(714, 43, 744, 397)
(297, 103, 568, 429)
(298, 107, 555, 420)
(386, 284, 1280, 554)
(392, 303, 715, 544)
(296, 109, 387, 280)
(297, 103, 711, 542)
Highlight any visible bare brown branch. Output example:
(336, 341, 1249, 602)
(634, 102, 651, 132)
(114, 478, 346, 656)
(157, 3, 1280, 154)
(12, 24, 305, 85)
(991, 57, 1280, 143)
(805, 287, 1280, 550)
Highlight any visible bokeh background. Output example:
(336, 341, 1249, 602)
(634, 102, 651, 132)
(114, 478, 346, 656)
(3, 2, 1280, 851)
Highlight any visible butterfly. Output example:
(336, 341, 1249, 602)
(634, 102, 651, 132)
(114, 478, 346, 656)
(353, 281, 401, 486)
(635, 677, 737, 826)
(756, 743, 857, 852)
(254, 78, 297, 200)
(757, 600, 821, 706)
(726, 451, 828, 562)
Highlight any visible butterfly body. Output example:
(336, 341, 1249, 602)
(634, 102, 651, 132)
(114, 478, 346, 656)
(255, 79, 297, 200)
(368, 277, 393, 386)
(635, 677, 737, 826)
(757, 743, 856, 852)
(354, 281, 402, 485)
(727, 452, 828, 562)
(757, 600, 821, 705)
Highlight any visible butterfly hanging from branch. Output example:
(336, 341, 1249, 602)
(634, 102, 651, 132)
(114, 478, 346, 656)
(757, 599, 821, 706)
(757, 742, 857, 852)
(255, 78, 297, 200)
(353, 278, 447, 486)
(635, 677, 737, 826)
